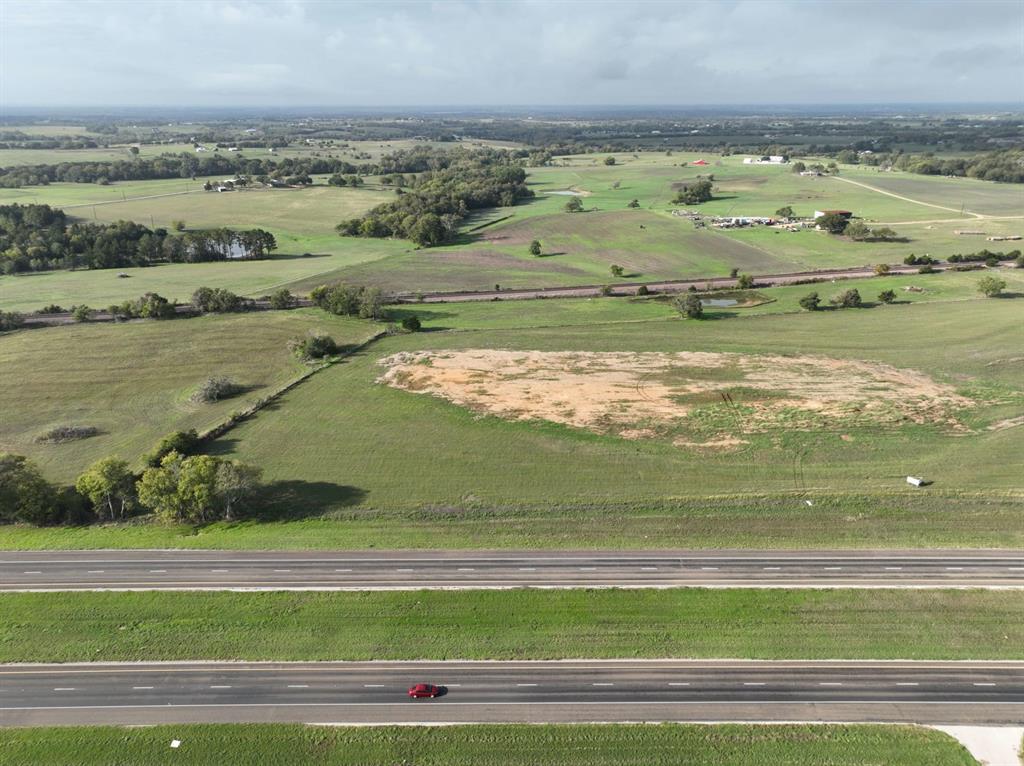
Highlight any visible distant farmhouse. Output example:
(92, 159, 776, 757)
(813, 209, 853, 220)
(743, 155, 789, 165)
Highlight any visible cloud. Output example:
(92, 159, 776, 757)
(1, 0, 1021, 106)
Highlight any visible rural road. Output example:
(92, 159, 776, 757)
(1, 550, 1022, 591)
(2, 660, 1021, 727)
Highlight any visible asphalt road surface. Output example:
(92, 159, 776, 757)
(2, 660, 1021, 727)
(1, 550, 1021, 591)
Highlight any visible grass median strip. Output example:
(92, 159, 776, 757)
(0, 589, 1020, 662)
(0, 723, 979, 766)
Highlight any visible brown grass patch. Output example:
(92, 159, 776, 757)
(378, 350, 975, 446)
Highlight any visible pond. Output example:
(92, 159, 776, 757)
(701, 298, 739, 307)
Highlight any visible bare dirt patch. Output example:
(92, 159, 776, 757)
(378, 350, 975, 447)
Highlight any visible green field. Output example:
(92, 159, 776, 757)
(0, 310, 377, 482)
(4, 150, 1022, 309)
(1, 589, 1019, 662)
(0, 724, 978, 766)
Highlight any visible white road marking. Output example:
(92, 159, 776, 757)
(668, 682, 690, 686)
(273, 570, 291, 573)
(209, 685, 231, 689)
(579, 567, 597, 571)
(896, 682, 919, 686)
(743, 682, 766, 686)
(885, 567, 903, 571)
(763, 567, 781, 570)
(641, 567, 658, 571)
(516, 683, 537, 687)
(396, 569, 414, 572)
(132, 686, 154, 690)
(53, 688, 75, 691)
(23, 571, 41, 574)
(519, 568, 536, 571)
(211, 570, 228, 573)
(287, 685, 309, 689)
(149, 570, 166, 573)
(363, 684, 385, 688)
(973, 683, 997, 687)
(819, 682, 843, 686)
(457, 568, 475, 572)
(87, 570, 105, 574)
(701, 567, 719, 571)
(946, 567, 964, 571)
(592, 683, 614, 686)
(334, 569, 352, 573)
(824, 567, 843, 571)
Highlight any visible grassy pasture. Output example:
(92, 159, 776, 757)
(0, 724, 977, 766)
(0, 310, 377, 482)
(0, 588, 1019, 662)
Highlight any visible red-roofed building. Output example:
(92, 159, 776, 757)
(692, 159, 709, 166)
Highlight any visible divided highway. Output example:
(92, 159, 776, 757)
(2, 660, 1021, 727)
(1, 550, 1021, 591)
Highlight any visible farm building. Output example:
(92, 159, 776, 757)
(813, 209, 853, 220)
(692, 159, 709, 166)
(743, 155, 789, 164)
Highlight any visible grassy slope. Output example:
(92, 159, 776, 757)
(0, 724, 977, 766)
(0, 310, 378, 482)
(1, 589, 1020, 662)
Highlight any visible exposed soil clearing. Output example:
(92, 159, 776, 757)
(378, 350, 975, 447)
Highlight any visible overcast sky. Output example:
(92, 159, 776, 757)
(1, 0, 1021, 107)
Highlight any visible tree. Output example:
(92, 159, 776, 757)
(830, 288, 863, 308)
(0, 311, 24, 331)
(289, 331, 337, 361)
(598, 284, 613, 297)
(192, 286, 244, 313)
(791, 161, 806, 174)
(736, 274, 754, 289)
(75, 458, 135, 521)
(268, 288, 297, 310)
(977, 276, 1007, 298)
(674, 293, 704, 319)
(672, 179, 713, 205)
(610, 264, 625, 278)
(874, 263, 891, 276)
(878, 289, 897, 304)
(872, 226, 899, 241)
(214, 459, 262, 521)
(529, 240, 541, 256)
(845, 221, 871, 240)
(799, 292, 821, 311)
(627, 199, 640, 208)
(636, 285, 649, 296)
(816, 212, 849, 234)
(358, 286, 386, 319)
(564, 197, 583, 213)
(603, 156, 616, 166)
(0, 453, 58, 525)
(775, 206, 795, 220)
(401, 315, 421, 332)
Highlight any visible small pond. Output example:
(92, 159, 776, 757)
(701, 298, 739, 307)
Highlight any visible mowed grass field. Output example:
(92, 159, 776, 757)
(1, 589, 1019, 662)
(0, 723, 978, 766)
(0, 310, 377, 482)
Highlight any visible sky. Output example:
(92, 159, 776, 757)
(1, 0, 1022, 108)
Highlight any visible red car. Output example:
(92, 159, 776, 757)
(407, 683, 442, 698)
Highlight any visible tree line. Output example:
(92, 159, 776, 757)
(838, 148, 1024, 184)
(0, 204, 276, 273)
(335, 150, 533, 246)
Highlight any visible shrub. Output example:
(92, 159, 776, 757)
(268, 288, 297, 310)
(636, 284, 650, 296)
(289, 332, 338, 361)
(874, 263, 891, 276)
(977, 276, 1007, 298)
(598, 284, 613, 297)
(830, 288, 863, 308)
(71, 304, 94, 322)
(0, 311, 24, 331)
(799, 292, 821, 311)
(878, 289, 897, 304)
(145, 429, 201, 468)
(192, 286, 246, 313)
(564, 197, 583, 213)
(36, 425, 101, 443)
(528, 240, 541, 256)
(401, 315, 422, 332)
(191, 377, 244, 403)
(38, 304, 65, 314)
(736, 274, 754, 289)
(918, 265, 937, 274)
(610, 264, 625, 278)
(1016, 254, 1024, 269)
(171, 219, 186, 231)
(603, 156, 616, 165)
(627, 199, 640, 208)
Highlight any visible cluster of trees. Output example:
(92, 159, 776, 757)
(1, 441, 262, 527)
(310, 283, 386, 319)
(672, 178, 714, 205)
(844, 221, 901, 242)
(336, 150, 533, 246)
(0, 204, 276, 273)
(799, 288, 901, 311)
(191, 287, 251, 314)
(112, 292, 178, 320)
(848, 149, 1024, 184)
(947, 249, 1021, 265)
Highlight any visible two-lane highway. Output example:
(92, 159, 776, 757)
(1, 550, 1021, 590)
(1, 660, 1021, 726)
